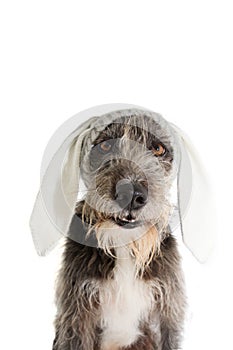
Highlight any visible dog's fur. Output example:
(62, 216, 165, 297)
(53, 114, 186, 350)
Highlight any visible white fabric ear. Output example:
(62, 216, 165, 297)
(171, 124, 217, 263)
(29, 118, 98, 256)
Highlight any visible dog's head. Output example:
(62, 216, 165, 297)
(78, 112, 179, 262)
(30, 105, 215, 263)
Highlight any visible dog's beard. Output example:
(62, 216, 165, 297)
(96, 221, 159, 277)
(79, 199, 172, 277)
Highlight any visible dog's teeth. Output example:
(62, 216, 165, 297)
(121, 217, 136, 222)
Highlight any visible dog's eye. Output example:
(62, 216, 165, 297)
(97, 140, 114, 153)
(152, 143, 167, 156)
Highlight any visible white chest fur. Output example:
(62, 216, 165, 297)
(99, 247, 157, 350)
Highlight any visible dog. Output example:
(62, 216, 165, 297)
(52, 112, 186, 350)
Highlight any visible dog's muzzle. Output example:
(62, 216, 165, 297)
(113, 179, 148, 229)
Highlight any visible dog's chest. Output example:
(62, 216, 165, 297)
(99, 248, 155, 349)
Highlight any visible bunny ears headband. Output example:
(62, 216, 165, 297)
(29, 103, 216, 263)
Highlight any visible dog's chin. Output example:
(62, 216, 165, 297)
(112, 217, 143, 229)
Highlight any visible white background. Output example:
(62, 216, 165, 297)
(0, 1, 232, 349)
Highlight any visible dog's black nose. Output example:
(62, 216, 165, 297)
(115, 180, 148, 210)
(132, 183, 148, 209)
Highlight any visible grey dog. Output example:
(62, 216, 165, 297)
(53, 112, 186, 350)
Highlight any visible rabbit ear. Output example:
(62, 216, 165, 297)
(171, 124, 217, 263)
(29, 117, 97, 256)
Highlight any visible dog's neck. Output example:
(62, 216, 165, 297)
(94, 221, 160, 277)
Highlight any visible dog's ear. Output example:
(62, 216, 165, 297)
(29, 116, 98, 256)
(68, 212, 98, 247)
(171, 124, 217, 263)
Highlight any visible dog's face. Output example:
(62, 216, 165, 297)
(80, 114, 175, 242)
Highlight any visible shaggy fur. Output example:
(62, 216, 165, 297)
(53, 114, 186, 350)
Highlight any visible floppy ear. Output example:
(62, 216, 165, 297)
(29, 117, 98, 256)
(171, 124, 217, 263)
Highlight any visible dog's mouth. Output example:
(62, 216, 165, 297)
(112, 216, 142, 229)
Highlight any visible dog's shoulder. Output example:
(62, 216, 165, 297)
(63, 237, 115, 280)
